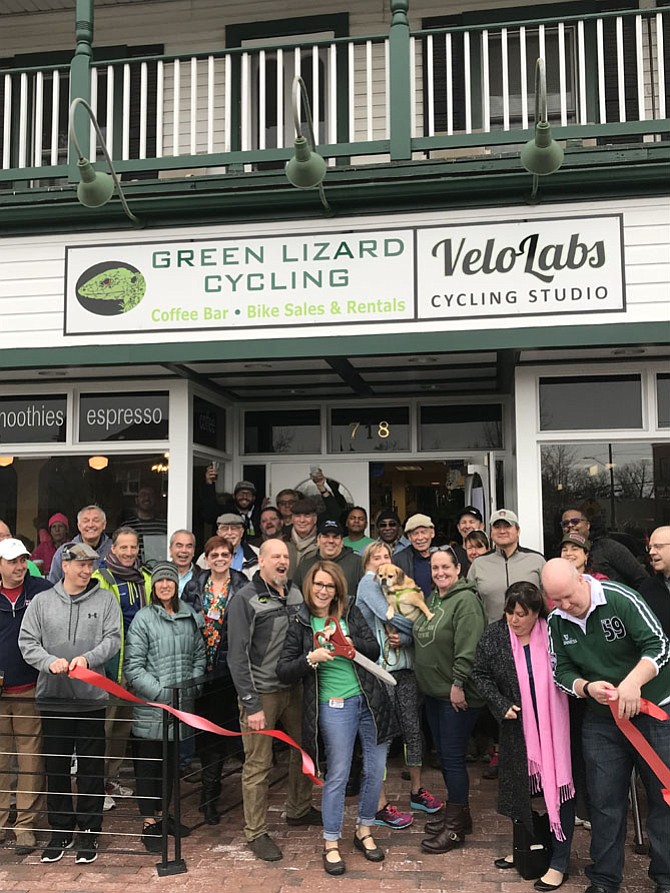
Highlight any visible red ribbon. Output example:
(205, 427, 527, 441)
(69, 665, 321, 786)
(608, 697, 670, 807)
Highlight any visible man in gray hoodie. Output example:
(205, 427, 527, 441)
(19, 542, 121, 866)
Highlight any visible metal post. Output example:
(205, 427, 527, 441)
(155, 688, 187, 876)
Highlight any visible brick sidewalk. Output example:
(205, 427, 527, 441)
(0, 755, 650, 893)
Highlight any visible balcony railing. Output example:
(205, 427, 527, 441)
(0, 6, 668, 187)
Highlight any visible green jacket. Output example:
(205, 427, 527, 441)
(124, 601, 206, 740)
(548, 576, 670, 716)
(93, 566, 152, 684)
(413, 578, 487, 705)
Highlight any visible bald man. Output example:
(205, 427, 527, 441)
(544, 558, 670, 893)
(638, 526, 670, 638)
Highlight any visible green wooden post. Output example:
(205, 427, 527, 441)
(69, 0, 94, 180)
(388, 0, 412, 160)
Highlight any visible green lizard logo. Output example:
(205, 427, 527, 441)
(76, 262, 146, 316)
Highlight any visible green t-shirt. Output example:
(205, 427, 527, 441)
(311, 615, 362, 703)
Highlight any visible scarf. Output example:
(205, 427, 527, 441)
(291, 528, 316, 558)
(509, 617, 574, 841)
(104, 550, 145, 584)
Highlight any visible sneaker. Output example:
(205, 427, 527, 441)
(141, 821, 162, 853)
(103, 794, 116, 811)
(248, 833, 283, 862)
(41, 833, 74, 863)
(410, 788, 444, 814)
(483, 751, 499, 779)
(375, 803, 414, 829)
(106, 781, 133, 798)
(75, 830, 99, 864)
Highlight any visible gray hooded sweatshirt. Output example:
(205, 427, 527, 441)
(18, 578, 122, 710)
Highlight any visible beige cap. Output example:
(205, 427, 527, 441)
(404, 513, 434, 534)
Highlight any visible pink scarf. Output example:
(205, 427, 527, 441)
(509, 617, 574, 840)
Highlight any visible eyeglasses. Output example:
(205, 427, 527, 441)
(646, 543, 670, 552)
(560, 518, 586, 529)
(217, 523, 243, 531)
(378, 521, 399, 529)
(313, 581, 336, 593)
(277, 500, 296, 507)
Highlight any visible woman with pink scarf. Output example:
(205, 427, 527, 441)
(472, 581, 574, 892)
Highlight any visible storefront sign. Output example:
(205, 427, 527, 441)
(64, 215, 625, 335)
(0, 395, 67, 444)
(79, 392, 169, 441)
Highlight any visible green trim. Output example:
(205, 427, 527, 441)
(0, 323, 667, 372)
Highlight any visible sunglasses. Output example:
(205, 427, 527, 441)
(431, 544, 458, 560)
(378, 521, 399, 528)
(560, 518, 586, 529)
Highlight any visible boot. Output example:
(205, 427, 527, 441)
(424, 810, 445, 835)
(421, 803, 466, 854)
(203, 801, 220, 825)
(424, 805, 472, 836)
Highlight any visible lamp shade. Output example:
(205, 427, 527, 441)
(88, 455, 109, 471)
(520, 121, 564, 176)
(285, 136, 327, 190)
(76, 157, 115, 208)
(0, 456, 14, 467)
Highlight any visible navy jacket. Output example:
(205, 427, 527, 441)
(0, 574, 53, 688)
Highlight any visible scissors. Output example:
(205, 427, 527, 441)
(314, 616, 397, 686)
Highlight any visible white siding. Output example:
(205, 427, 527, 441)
(0, 196, 667, 346)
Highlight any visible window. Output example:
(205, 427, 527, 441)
(419, 404, 503, 451)
(539, 375, 643, 431)
(540, 441, 665, 557)
(329, 407, 410, 452)
(658, 374, 670, 428)
(244, 408, 321, 454)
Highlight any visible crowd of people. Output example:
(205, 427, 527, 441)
(0, 486, 669, 893)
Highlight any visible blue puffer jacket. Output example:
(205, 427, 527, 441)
(124, 600, 206, 740)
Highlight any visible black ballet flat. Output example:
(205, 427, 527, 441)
(534, 873, 569, 891)
(494, 856, 516, 869)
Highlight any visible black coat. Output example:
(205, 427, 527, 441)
(638, 574, 670, 638)
(276, 601, 398, 775)
(471, 618, 535, 834)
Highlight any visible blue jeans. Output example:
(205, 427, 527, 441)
(424, 695, 480, 805)
(583, 710, 670, 892)
(547, 797, 575, 874)
(318, 694, 388, 841)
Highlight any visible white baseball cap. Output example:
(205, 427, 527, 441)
(0, 538, 30, 561)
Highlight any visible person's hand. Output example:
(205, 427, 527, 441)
(450, 684, 467, 711)
(308, 647, 335, 664)
(246, 710, 266, 731)
(585, 679, 618, 707)
(68, 656, 88, 671)
(504, 704, 521, 720)
(204, 464, 218, 485)
(49, 658, 70, 674)
(311, 469, 326, 489)
(387, 630, 401, 649)
(613, 678, 642, 719)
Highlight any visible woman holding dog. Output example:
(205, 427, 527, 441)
(413, 545, 487, 854)
(277, 560, 396, 876)
(356, 541, 443, 829)
(471, 581, 574, 891)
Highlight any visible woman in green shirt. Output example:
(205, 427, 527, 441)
(277, 560, 396, 876)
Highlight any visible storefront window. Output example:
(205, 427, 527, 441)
(79, 392, 169, 441)
(419, 404, 503, 450)
(244, 408, 321, 454)
(329, 407, 410, 453)
(539, 375, 642, 431)
(658, 373, 670, 428)
(0, 453, 169, 571)
(540, 441, 668, 558)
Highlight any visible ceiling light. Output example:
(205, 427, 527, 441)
(88, 455, 109, 471)
(0, 456, 15, 467)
